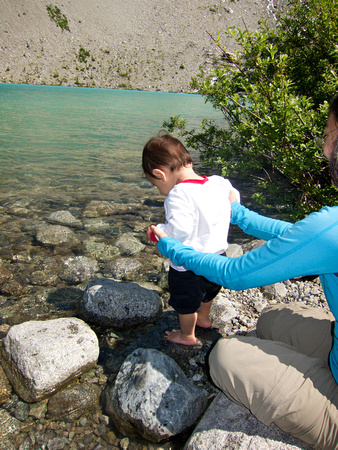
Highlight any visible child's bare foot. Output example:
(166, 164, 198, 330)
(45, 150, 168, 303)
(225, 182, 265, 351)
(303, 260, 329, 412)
(164, 330, 196, 345)
(196, 317, 212, 328)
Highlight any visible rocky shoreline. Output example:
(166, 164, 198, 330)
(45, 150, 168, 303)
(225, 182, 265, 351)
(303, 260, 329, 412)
(0, 196, 326, 449)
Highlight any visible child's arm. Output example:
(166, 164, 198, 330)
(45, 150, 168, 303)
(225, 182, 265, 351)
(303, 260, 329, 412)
(157, 189, 195, 242)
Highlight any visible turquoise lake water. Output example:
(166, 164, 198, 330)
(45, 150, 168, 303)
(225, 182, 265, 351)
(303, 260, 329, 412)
(0, 83, 224, 207)
(0, 84, 227, 448)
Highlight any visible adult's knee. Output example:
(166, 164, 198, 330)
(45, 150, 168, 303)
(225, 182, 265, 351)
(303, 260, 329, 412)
(209, 338, 235, 382)
(257, 303, 334, 364)
(208, 336, 254, 404)
(257, 303, 311, 339)
(256, 304, 286, 339)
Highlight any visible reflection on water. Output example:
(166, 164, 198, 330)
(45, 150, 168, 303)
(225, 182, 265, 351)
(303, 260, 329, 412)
(0, 83, 225, 207)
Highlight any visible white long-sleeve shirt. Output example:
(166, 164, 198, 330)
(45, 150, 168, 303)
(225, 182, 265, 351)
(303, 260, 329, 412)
(157, 175, 239, 271)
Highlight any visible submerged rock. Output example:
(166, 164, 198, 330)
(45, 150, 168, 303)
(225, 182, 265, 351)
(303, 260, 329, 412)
(115, 233, 145, 256)
(35, 224, 79, 247)
(47, 382, 101, 421)
(105, 348, 208, 443)
(0, 318, 99, 402)
(0, 366, 11, 405)
(102, 257, 142, 280)
(0, 267, 23, 297)
(0, 409, 20, 439)
(47, 210, 83, 229)
(29, 400, 48, 420)
(59, 256, 100, 284)
(2, 394, 29, 421)
(83, 240, 120, 262)
(0, 266, 12, 285)
(0, 440, 15, 450)
(80, 278, 162, 328)
(82, 201, 117, 218)
(0, 278, 25, 297)
(27, 257, 60, 286)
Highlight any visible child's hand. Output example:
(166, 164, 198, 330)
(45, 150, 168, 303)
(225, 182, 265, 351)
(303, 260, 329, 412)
(150, 225, 168, 240)
(146, 225, 156, 241)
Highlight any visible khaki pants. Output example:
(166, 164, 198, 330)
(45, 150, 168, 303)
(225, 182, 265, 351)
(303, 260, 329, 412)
(209, 303, 338, 449)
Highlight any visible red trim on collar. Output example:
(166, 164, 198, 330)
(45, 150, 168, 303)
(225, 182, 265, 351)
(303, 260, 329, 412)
(179, 176, 208, 185)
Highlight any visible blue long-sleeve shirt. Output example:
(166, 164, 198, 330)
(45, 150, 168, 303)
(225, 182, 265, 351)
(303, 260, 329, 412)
(157, 201, 338, 381)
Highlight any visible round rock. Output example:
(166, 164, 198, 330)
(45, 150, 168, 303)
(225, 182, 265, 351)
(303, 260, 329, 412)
(81, 278, 162, 328)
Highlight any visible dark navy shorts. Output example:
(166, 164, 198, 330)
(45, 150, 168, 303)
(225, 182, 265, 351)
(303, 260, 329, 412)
(168, 266, 222, 315)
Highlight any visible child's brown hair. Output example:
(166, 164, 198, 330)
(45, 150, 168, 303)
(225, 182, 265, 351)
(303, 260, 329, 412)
(142, 134, 193, 179)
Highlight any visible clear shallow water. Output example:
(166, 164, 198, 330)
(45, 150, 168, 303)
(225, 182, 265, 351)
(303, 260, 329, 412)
(0, 84, 227, 450)
(0, 85, 262, 450)
(0, 83, 225, 207)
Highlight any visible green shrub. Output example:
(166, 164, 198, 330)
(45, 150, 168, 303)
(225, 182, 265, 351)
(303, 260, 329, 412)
(78, 47, 90, 63)
(46, 4, 70, 32)
(164, 0, 338, 218)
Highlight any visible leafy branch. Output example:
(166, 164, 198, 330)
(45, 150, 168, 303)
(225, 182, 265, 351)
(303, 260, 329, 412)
(164, 0, 338, 219)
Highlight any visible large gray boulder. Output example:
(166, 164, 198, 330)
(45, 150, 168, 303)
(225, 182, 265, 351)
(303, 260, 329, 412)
(80, 278, 162, 328)
(0, 318, 99, 402)
(105, 348, 208, 443)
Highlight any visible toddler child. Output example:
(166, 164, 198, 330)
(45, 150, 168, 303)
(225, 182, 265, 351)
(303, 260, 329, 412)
(142, 133, 239, 345)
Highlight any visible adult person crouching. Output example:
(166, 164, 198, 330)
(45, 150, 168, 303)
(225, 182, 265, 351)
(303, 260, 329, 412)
(150, 96, 338, 449)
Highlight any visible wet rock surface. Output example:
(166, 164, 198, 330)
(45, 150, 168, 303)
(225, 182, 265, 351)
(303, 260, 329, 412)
(35, 224, 80, 247)
(47, 383, 101, 422)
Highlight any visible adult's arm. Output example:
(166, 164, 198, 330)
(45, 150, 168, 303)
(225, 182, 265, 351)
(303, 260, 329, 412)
(157, 206, 338, 290)
(230, 201, 292, 240)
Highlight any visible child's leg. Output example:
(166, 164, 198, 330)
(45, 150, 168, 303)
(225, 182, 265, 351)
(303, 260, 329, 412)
(165, 312, 197, 345)
(196, 300, 213, 328)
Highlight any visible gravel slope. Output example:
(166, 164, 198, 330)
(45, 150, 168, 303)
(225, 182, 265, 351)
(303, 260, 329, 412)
(0, 0, 282, 92)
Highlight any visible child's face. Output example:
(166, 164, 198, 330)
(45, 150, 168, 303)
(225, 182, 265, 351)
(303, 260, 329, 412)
(146, 169, 177, 196)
